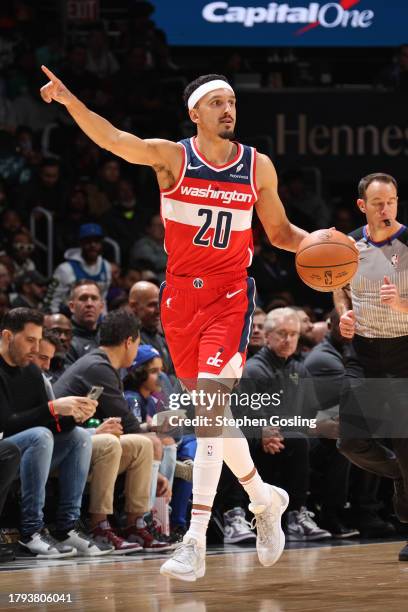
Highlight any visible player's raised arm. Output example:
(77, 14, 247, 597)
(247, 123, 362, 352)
(254, 153, 308, 252)
(39, 65, 182, 176)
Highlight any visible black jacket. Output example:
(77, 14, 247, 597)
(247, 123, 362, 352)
(235, 346, 320, 437)
(0, 357, 75, 436)
(65, 320, 99, 366)
(54, 348, 140, 434)
(304, 335, 345, 410)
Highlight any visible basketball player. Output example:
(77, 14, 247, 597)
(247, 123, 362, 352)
(334, 173, 408, 561)
(40, 67, 308, 580)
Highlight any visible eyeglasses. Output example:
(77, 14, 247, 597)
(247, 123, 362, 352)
(13, 243, 35, 253)
(271, 330, 300, 340)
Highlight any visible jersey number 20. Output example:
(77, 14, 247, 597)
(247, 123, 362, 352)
(193, 208, 232, 249)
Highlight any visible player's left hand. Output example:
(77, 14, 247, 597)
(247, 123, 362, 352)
(380, 276, 401, 310)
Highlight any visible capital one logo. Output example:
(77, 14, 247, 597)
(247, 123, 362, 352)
(202, 1, 374, 33)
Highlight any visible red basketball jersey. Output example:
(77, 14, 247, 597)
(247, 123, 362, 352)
(160, 137, 258, 277)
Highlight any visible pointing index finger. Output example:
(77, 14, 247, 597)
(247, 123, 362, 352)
(41, 64, 58, 82)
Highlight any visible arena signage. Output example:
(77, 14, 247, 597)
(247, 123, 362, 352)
(236, 91, 408, 179)
(152, 0, 408, 46)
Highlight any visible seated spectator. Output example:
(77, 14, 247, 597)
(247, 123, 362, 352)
(123, 344, 177, 509)
(0, 371, 20, 562)
(65, 280, 104, 365)
(305, 310, 393, 539)
(247, 307, 266, 358)
(11, 270, 48, 309)
(239, 308, 332, 541)
(311, 320, 329, 345)
(129, 214, 167, 282)
(53, 309, 171, 550)
(43, 313, 73, 379)
(129, 281, 174, 376)
(0, 308, 108, 557)
(86, 158, 122, 218)
(13, 158, 68, 218)
(249, 239, 295, 307)
(50, 223, 112, 313)
(291, 306, 316, 361)
(31, 329, 62, 399)
(7, 230, 36, 277)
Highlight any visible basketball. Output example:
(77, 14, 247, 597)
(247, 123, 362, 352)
(295, 229, 359, 292)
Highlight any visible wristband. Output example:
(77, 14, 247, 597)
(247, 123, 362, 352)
(48, 400, 61, 433)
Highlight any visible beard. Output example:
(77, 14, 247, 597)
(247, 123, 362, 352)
(218, 129, 235, 140)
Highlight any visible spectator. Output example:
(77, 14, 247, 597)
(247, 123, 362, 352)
(0, 209, 23, 248)
(7, 230, 36, 276)
(239, 308, 332, 541)
(129, 214, 167, 282)
(31, 329, 62, 398)
(0, 308, 108, 557)
(13, 157, 68, 217)
(305, 310, 394, 539)
(53, 309, 171, 551)
(11, 270, 49, 309)
(50, 223, 111, 313)
(247, 307, 266, 358)
(87, 158, 122, 218)
(129, 281, 174, 376)
(65, 280, 104, 365)
(42, 313, 72, 380)
(123, 344, 177, 510)
(249, 239, 295, 307)
(291, 306, 316, 361)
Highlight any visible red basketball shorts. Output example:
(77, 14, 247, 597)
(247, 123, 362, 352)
(159, 272, 256, 385)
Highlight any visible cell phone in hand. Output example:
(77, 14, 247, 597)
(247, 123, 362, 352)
(87, 386, 104, 401)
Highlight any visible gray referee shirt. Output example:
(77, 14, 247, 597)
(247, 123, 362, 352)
(349, 225, 408, 338)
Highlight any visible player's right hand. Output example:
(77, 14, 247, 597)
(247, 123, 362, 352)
(339, 309, 355, 339)
(40, 65, 73, 106)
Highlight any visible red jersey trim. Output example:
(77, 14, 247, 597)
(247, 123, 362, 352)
(191, 137, 243, 172)
(160, 144, 187, 196)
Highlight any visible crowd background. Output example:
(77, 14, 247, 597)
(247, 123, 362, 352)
(0, 0, 406, 561)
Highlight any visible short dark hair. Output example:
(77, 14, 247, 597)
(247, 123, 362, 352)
(253, 307, 266, 317)
(99, 310, 140, 346)
(123, 364, 151, 392)
(183, 74, 230, 108)
(2, 307, 44, 333)
(69, 279, 102, 300)
(358, 173, 397, 200)
(41, 328, 60, 349)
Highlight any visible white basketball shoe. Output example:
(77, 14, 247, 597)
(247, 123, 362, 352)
(249, 484, 289, 567)
(160, 536, 206, 582)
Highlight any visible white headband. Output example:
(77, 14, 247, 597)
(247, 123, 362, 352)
(188, 79, 234, 110)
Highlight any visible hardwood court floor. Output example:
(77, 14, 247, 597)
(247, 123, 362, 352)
(0, 541, 407, 612)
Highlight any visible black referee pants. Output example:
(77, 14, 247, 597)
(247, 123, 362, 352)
(338, 334, 408, 487)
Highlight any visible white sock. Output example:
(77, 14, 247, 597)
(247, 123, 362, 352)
(223, 406, 271, 507)
(184, 437, 223, 547)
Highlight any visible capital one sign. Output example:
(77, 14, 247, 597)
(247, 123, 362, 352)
(202, 1, 374, 32)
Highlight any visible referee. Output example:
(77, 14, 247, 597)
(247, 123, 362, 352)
(334, 172, 408, 561)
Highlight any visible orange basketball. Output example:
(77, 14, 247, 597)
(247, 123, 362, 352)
(295, 229, 359, 292)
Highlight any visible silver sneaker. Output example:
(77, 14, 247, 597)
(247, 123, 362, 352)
(224, 507, 256, 544)
(286, 507, 332, 541)
(249, 484, 289, 567)
(19, 529, 76, 559)
(160, 537, 205, 582)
